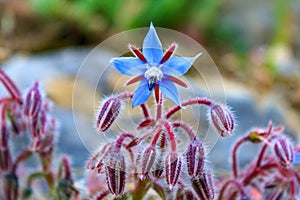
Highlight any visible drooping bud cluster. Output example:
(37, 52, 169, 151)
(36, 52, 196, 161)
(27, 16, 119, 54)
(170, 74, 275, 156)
(0, 69, 67, 200)
(86, 23, 238, 199)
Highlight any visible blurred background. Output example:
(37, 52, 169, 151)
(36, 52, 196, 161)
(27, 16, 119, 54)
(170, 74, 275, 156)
(0, 0, 300, 171)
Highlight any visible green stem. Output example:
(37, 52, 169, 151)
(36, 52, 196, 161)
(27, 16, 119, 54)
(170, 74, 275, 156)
(132, 178, 151, 200)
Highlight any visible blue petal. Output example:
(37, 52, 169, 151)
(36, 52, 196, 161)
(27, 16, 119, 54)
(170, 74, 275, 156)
(162, 53, 202, 76)
(142, 22, 163, 64)
(132, 79, 153, 108)
(159, 79, 180, 105)
(111, 57, 146, 76)
(294, 152, 300, 164)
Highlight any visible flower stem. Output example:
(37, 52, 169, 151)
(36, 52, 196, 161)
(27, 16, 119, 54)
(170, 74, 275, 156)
(39, 151, 55, 190)
(218, 179, 247, 200)
(242, 162, 278, 185)
(115, 132, 135, 150)
(132, 178, 151, 200)
(172, 121, 196, 140)
(232, 136, 248, 177)
(117, 92, 150, 119)
(155, 86, 162, 120)
(165, 98, 212, 119)
(162, 120, 176, 151)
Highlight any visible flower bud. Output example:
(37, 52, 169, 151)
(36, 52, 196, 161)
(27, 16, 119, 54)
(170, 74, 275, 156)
(0, 123, 9, 149)
(186, 139, 204, 178)
(0, 69, 22, 104)
(105, 152, 126, 196)
(3, 172, 19, 200)
(175, 187, 197, 200)
(274, 137, 294, 168)
(8, 103, 26, 135)
(165, 152, 182, 190)
(210, 104, 234, 137)
(140, 146, 156, 180)
(0, 148, 12, 172)
(192, 169, 214, 200)
(24, 82, 42, 117)
(96, 97, 121, 133)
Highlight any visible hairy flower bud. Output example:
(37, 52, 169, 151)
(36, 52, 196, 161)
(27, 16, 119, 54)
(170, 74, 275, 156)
(105, 152, 126, 196)
(96, 97, 121, 133)
(0, 69, 22, 103)
(24, 82, 42, 117)
(192, 169, 214, 200)
(140, 146, 156, 180)
(210, 104, 234, 137)
(186, 139, 204, 178)
(274, 137, 294, 168)
(165, 152, 182, 190)
(0, 148, 12, 172)
(175, 187, 197, 200)
(3, 172, 19, 200)
(0, 123, 8, 149)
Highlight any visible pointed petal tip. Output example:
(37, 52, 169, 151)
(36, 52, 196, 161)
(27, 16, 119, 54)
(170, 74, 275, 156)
(150, 21, 154, 28)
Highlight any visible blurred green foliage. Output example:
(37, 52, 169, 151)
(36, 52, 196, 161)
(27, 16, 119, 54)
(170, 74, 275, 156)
(27, 0, 296, 74)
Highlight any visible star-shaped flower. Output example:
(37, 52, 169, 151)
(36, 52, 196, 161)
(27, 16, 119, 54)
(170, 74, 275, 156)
(111, 22, 201, 108)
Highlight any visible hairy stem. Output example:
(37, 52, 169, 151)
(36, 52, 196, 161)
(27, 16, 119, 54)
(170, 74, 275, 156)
(232, 136, 248, 178)
(165, 98, 212, 119)
(218, 179, 247, 200)
(172, 121, 196, 140)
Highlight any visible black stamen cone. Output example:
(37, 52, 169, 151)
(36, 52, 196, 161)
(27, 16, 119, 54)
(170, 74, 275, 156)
(148, 77, 156, 90)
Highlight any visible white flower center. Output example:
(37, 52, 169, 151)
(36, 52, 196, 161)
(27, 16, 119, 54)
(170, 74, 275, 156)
(144, 66, 163, 90)
(144, 66, 163, 82)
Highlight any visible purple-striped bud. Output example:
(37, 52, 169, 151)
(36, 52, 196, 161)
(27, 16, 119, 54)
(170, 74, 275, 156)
(165, 152, 182, 191)
(8, 103, 26, 135)
(175, 187, 197, 200)
(140, 146, 156, 180)
(105, 152, 126, 196)
(186, 139, 204, 178)
(0, 102, 9, 148)
(0, 123, 8, 149)
(24, 82, 42, 117)
(192, 169, 214, 200)
(210, 104, 234, 137)
(0, 148, 12, 172)
(87, 143, 113, 172)
(273, 137, 294, 168)
(3, 173, 19, 200)
(0, 69, 22, 104)
(96, 97, 121, 133)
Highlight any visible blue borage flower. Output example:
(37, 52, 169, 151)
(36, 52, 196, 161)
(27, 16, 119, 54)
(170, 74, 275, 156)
(111, 22, 201, 108)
